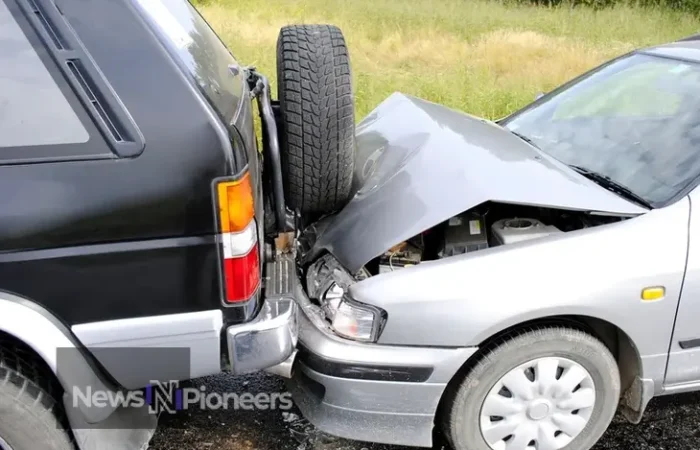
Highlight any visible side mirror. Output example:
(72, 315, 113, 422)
(535, 92, 545, 101)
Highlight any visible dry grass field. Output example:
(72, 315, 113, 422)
(198, 0, 700, 120)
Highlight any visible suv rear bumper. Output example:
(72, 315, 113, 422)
(226, 254, 299, 375)
(287, 285, 478, 447)
(226, 296, 297, 375)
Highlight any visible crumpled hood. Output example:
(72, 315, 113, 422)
(310, 92, 648, 272)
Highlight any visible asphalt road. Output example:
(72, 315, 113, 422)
(149, 372, 700, 450)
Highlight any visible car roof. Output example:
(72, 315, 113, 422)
(641, 37, 700, 63)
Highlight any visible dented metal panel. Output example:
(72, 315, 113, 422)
(312, 93, 646, 272)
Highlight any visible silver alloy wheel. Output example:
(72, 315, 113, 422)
(0, 436, 13, 450)
(479, 357, 596, 450)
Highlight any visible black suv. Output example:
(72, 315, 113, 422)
(0, 0, 354, 448)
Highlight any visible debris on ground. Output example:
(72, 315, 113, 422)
(149, 372, 700, 450)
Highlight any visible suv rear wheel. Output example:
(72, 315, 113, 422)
(276, 24, 355, 215)
(0, 341, 73, 450)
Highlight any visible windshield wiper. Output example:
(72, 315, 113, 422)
(510, 130, 541, 150)
(509, 130, 652, 209)
(568, 165, 652, 209)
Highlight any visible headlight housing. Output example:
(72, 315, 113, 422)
(321, 283, 384, 342)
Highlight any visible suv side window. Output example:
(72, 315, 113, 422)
(0, 0, 143, 164)
(1, 1, 88, 148)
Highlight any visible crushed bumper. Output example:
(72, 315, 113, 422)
(226, 254, 299, 375)
(287, 285, 478, 448)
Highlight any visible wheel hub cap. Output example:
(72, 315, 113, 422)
(527, 400, 551, 421)
(479, 357, 596, 450)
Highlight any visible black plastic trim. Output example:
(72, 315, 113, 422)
(1, 0, 112, 164)
(66, 59, 130, 143)
(679, 339, 700, 350)
(0, 235, 216, 263)
(25, 0, 68, 49)
(221, 299, 259, 325)
(297, 344, 434, 383)
(12, 0, 145, 159)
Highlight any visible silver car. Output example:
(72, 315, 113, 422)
(283, 37, 700, 450)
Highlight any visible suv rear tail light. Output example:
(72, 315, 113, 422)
(217, 172, 255, 233)
(216, 172, 260, 303)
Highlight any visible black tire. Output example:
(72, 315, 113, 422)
(0, 342, 73, 450)
(444, 327, 620, 450)
(276, 24, 355, 215)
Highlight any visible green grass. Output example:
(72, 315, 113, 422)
(198, 0, 700, 120)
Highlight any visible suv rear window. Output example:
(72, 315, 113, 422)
(133, 0, 244, 124)
(0, 0, 88, 148)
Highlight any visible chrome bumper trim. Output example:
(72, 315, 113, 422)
(264, 349, 298, 378)
(227, 296, 298, 375)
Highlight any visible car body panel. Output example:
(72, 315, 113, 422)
(289, 361, 440, 447)
(290, 39, 700, 447)
(289, 282, 477, 447)
(0, 0, 255, 325)
(310, 92, 647, 273)
(348, 196, 689, 385)
(132, 0, 246, 127)
(665, 187, 700, 387)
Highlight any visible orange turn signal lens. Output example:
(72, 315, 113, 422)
(217, 172, 254, 233)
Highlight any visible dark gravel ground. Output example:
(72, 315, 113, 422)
(149, 372, 700, 450)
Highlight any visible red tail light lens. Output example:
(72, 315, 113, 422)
(223, 243, 260, 303)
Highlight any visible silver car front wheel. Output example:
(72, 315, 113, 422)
(444, 327, 620, 450)
(480, 357, 596, 450)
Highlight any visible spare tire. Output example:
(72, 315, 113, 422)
(276, 24, 355, 215)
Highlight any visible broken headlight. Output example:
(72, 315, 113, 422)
(321, 283, 383, 342)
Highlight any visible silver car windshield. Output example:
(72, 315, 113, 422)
(502, 53, 700, 207)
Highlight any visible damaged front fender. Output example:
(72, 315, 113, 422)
(345, 197, 688, 375)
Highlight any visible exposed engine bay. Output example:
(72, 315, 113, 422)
(296, 91, 650, 347)
(360, 202, 625, 276)
(301, 202, 627, 341)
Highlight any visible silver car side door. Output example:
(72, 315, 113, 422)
(665, 188, 700, 389)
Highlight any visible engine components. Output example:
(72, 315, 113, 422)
(440, 211, 489, 257)
(378, 241, 422, 274)
(492, 218, 561, 245)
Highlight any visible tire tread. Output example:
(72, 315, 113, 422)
(276, 24, 355, 214)
(0, 338, 73, 449)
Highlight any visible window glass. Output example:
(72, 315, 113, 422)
(503, 54, 700, 206)
(0, 0, 89, 148)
